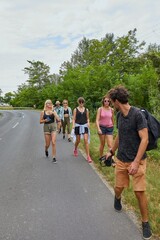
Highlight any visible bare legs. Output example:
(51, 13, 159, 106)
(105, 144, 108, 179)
(98, 134, 113, 157)
(115, 186, 149, 222)
(44, 132, 57, 158)
(74, 133, 91, 157)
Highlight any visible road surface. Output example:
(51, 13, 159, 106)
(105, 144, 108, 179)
(0, 110, 143, 240)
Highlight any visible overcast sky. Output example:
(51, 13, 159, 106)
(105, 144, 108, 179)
(0, 0, 160, 95)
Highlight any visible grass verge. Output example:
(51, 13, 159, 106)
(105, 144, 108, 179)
(79, 123, 160, 239)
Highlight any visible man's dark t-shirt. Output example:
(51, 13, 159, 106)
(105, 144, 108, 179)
(117, 106, 147, 162)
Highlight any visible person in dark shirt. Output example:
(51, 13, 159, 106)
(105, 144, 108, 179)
(106, 86, 152, 240)
(40, 99, 60, 163)
(72, 97, 92, 163)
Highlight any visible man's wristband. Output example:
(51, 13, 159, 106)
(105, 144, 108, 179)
(110, 149, 114, 156)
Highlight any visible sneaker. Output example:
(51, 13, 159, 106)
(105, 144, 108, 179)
(45, 150, 49, 157)
(63, 135, 65, 139)
(114, 196, 122, 212)
(52, 158, 57, 163)
(87, 156, 92, 163)
(74, 149, 78, 157)
(142, 222, 152, 240)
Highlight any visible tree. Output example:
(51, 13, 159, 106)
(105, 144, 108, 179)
(23, 60, 52, 89)
(3, 92, 15, 104)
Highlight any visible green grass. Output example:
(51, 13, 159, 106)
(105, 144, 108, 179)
(79, 123, 160, 239)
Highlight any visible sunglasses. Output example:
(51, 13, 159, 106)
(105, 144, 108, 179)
(104, 100, 110, 103)
(63, 102, 67, 104)
(79, 101, 84, 104)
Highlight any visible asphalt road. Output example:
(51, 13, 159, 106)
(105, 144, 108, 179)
(0, 110, 143, 240)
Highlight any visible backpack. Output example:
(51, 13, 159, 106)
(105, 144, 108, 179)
(140, 108, 160, 151)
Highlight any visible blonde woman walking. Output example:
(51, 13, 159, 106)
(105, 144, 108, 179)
(40, 99, 60, 163)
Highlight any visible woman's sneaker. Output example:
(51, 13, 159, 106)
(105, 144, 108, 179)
(142, 222, 152, 240)
(45, 150, 49, 157)
(74, 149, 78, 157)
(52, 158, 57, 163)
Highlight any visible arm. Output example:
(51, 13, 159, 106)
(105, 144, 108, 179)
(69, 107, 73, 123)
(60, 107, 64, 121)
(96, 108, 102, 134)
(111, 108, 114, 125)
(86, 109, 90, 128)
(40, 111, 46, 124)
(72, 108, 76, 129)
(53, 110, 60, 122)
(128, 128, 148, 175)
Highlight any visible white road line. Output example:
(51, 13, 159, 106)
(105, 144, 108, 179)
(12, 122, 19, 128)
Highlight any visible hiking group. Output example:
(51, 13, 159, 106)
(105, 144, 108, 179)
(40, 85, 154, 240)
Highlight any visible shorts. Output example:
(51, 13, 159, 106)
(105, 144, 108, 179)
(115, 158, 147, 191)
(99, 126, 113, 135)
(75, 126, 88, 135)
(43, 123, 57, 134)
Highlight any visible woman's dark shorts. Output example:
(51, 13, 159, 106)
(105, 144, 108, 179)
(99, 126, 113, 135)
(75, 126, 88, 135)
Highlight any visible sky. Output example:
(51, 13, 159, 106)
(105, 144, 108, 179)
(0, 0, 160, 96)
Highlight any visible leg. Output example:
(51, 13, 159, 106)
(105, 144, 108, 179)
(57, 121, 61, 133)
(73, 134, 80, 156)
(62, 119, 66, 138)
(75, 135, 81, 149)
(115, 186, 124, 199)
(132, 160, 149, 222)
(114, 160, 130, 210)
(134, 191, 152, 239)
(51, 132, 57, 158)
(66, 118, 71, 140)
(106, 134, 113, 150)
(98, 134, 105, 157)
(84, 133, 92, 162)
(134, 191, 149, 222)
(44, 133, 51, 151)
(84, 133, 89, 156)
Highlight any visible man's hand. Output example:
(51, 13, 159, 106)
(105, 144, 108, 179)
(128, 161, 139, 175)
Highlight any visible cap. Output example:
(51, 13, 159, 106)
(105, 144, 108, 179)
(55, 101, 60, 105)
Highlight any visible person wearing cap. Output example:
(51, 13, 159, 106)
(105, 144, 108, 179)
(54, 100, 63, 133)
(72, 97, 92, 163)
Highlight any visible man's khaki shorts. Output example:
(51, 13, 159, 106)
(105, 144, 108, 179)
(43, 123, 57, 134)
(115, 158, 147, 191)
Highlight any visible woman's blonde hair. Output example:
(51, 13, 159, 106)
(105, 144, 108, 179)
(43, 99, 53, 111)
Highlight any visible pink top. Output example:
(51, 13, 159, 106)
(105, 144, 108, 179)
(99, 107, 113, 127)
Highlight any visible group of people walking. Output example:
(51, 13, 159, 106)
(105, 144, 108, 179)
(39, 85, 152, 240)
(40, 95, 114, 164)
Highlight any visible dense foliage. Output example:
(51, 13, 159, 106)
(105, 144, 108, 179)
(2, 29, 160, 120)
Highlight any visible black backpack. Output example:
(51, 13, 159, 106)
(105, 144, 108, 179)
(140, 108, 160, 151)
